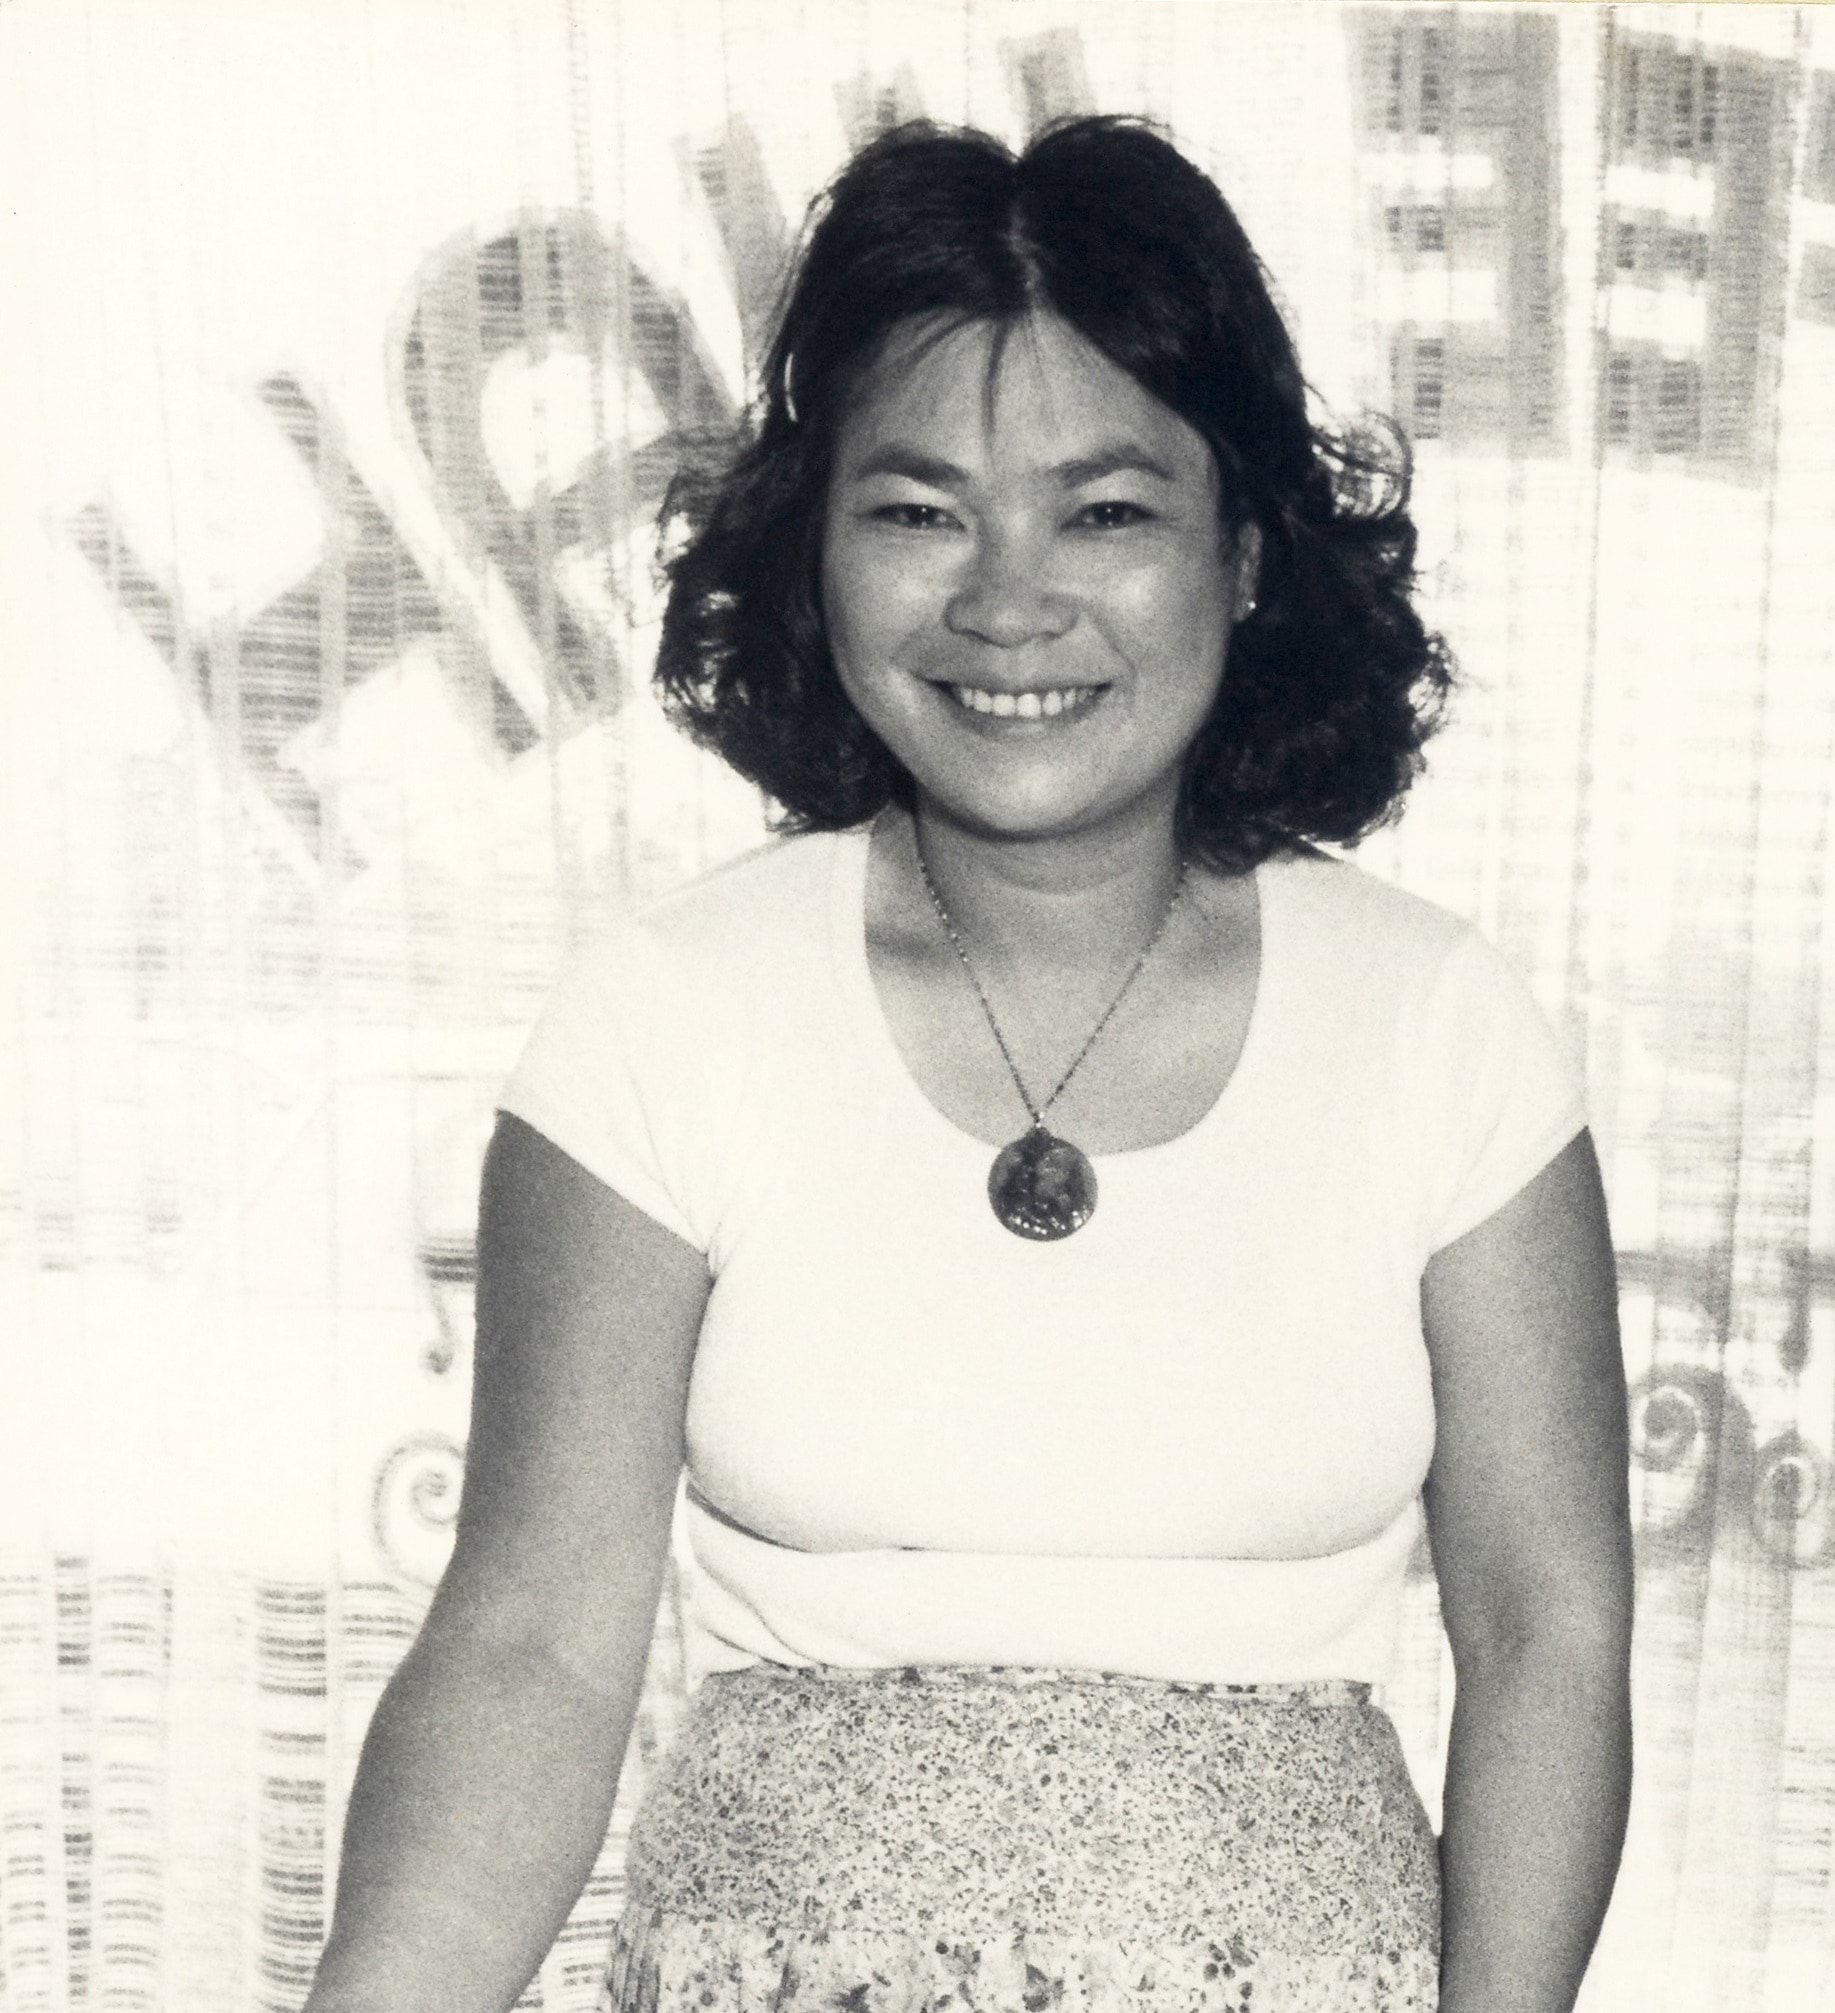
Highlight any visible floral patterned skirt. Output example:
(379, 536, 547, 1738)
(599, 1662, 1440, 2013)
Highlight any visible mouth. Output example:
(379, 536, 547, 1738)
(938, 681, 1109, 722)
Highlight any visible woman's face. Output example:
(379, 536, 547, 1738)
(820, 310, 1255, 848)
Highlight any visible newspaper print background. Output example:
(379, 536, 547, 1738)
(2, 2, 1834, 2009)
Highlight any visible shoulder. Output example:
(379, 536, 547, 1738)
(541, 828, 854, 1020)
(1261, 844, 1482, 994)
(500, 830, 859, 1246)
(628, 827, 853, 971)
(1259, 845, 1579, 1112)
(515, 828, 852, 1065)
(1261, 852, 1590, 1254)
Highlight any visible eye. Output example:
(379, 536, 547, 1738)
(1073, 500, 1154, 530)
(869, 502, 958, 531)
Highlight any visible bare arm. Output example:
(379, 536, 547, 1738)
(1420, 1129, 1635, 2013)
(304, 1114, 712, 2013)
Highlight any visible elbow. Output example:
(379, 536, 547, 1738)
(1445, 1595, 1635, 1815)
(1463, 1619, 1633, 1705)
(1447, 1566, 1635, 1691)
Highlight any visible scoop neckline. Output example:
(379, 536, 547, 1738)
(828, 821, 1279, 1171)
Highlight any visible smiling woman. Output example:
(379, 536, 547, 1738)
(820, 312, 1242, 850)
(304, 117, 1632, 2013)
(655, 119, 1449, 868)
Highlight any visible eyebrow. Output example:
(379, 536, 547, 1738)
(846, 442, 1182, 487)
(1053, 446, 1182, 486)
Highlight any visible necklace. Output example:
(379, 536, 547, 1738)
(913, 835, 1190, 1241)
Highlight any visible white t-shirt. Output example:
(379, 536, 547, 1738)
(499, 826, 1586, 1686)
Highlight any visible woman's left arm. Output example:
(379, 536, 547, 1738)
(1420, 1127, 1635, 2013)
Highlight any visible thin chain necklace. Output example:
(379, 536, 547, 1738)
(913, 833, 1190, 1241)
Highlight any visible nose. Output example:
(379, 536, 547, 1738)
(944, 531, 1076, 647)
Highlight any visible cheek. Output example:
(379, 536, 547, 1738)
(1112, 558, 1229, 669)
(823, 540, 937, 663)
(819, 552, 912, 728)
(819, 560, 877, 689)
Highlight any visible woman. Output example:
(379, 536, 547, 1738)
(304, 118, 1633, 2013)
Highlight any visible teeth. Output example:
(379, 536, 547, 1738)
(947, 684, 1100, 719)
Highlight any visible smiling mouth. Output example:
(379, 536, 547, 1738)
(942, 682, 1107, 720)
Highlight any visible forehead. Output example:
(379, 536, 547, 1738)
(836, 311, 1214, 481)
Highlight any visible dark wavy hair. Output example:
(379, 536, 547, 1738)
(654, 115, 1453, 869)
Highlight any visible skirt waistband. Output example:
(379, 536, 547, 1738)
(623, 1654, 1436, 1958)
(713, 1660, 1372, 1708)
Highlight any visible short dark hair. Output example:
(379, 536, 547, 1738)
(654, 115, 1453, 869)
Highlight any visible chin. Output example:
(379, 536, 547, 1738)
(917, 780, 1170, 848)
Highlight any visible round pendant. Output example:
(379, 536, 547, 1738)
(988, 1126, 1098, 1241)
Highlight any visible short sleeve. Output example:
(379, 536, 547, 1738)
(497, 920, 706, 1251)
(1415, 929, 1588, 1257)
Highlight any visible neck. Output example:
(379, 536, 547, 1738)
(897, 797, 1188, 985)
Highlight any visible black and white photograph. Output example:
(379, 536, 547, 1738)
(2, 4, 1832, 2010)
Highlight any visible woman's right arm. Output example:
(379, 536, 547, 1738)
(303, 1113, 713, 2013)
